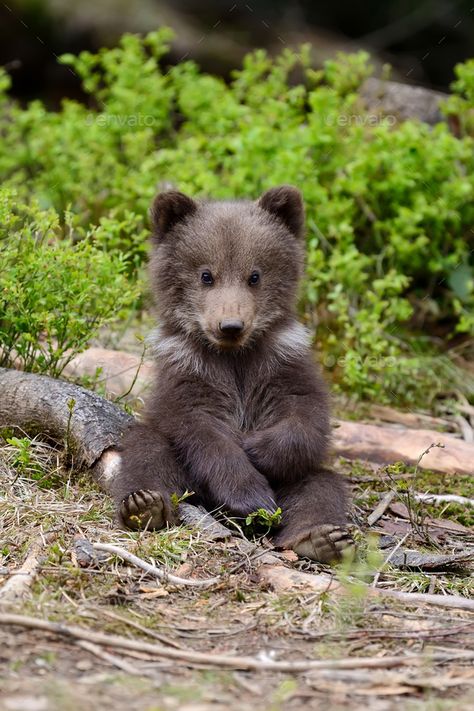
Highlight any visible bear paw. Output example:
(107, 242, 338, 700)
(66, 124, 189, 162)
(284, 525, 354, 564)
(119, 489, 167, 531)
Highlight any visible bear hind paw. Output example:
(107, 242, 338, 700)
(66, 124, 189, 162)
(280, 524, 354, 564)
(119, 489, 168, 531)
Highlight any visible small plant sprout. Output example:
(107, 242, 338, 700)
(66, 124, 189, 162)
(244, 507, 283, 538)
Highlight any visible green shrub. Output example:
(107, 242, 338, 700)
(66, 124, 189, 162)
(0, 31, 473, 403)
(0, 189, 138, 375)
(441, 58, 474, 136)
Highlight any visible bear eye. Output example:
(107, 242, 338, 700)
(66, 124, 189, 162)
(248, 271, 260, 286)
(201, 270, 214, 285)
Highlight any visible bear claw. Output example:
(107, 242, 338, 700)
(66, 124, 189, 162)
(119, 489, 167, 531)
(282, 524, 354, 564)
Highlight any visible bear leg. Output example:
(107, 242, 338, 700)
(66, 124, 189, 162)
(272, 471, 353, 563)
(112, 423, 185, 531)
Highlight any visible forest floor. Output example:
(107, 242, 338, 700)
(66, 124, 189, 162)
(1, 426, 473, 711)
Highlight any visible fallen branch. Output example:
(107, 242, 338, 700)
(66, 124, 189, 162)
(0, 531, 56, 602)
(385, 548, 474, 572)
(453, 413, 474, 444)
(86, 607, 183, 649)
(374, 588, 474, 612)
(178, 503, 232, 540)
(254, 562, 474, 611)
(296, 621, 474, 642)
(92, 542, 220, 588)
(2, 613, 473, 672)
(413, 493, 474, 508)
(367, 404, 453, 431)
(371, 533, 409, 588)
(77, 639, 152, 677)
(367, 491, 396, 526)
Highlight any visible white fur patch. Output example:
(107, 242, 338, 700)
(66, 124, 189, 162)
(148, 328, 208, 376)
(272, 321, 311, 361)
(148, 321, 310, 376)
(97, 449, 122, 490)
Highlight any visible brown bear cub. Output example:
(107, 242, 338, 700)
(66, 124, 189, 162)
(112, 186, 352, 563)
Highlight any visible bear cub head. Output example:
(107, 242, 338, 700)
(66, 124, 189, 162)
(150, 186, 305, 351)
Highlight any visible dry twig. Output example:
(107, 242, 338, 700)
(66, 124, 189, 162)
(77, 640, 154, 677)
(92, 542, 220, 588)
(367, 491, 396, 526)
(1, 613, 473, 672)
(0, 531, 56, 602)
(413, 493, 474, 508)
(374, 588, 474, 612)
(371, 533, 409, 588)
(86, 607, 183, 649)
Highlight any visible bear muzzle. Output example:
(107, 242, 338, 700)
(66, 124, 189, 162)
(202, 317, 252, 349)
(219, 319, 244, 337)
(201, 288, 256, 349)
(213, 317, 249, 348)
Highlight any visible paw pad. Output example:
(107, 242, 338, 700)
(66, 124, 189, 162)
(293, 524, 355, 563)
(119, 489, 166, 531)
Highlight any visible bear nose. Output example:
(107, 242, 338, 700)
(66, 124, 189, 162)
(219, 319, 244, 337)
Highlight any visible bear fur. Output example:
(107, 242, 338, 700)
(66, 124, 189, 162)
(111, 186, 352, 562)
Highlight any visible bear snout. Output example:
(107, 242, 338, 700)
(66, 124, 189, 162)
(201, 287, 256, 348)
(219, 319, 245, 337)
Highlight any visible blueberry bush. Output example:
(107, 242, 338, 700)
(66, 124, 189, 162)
(1, 29, 473, 404)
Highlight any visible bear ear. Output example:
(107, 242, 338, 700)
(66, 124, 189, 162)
(257, 185, 304, 238)
(150, 191, 197, 240)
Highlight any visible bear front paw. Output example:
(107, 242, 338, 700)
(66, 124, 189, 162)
(119, 489, 168, 531)
(275, 524, 354, 564)
(222, 480, 277, 519)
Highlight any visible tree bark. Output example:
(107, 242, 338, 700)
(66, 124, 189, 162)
(0, 367, 132, 470)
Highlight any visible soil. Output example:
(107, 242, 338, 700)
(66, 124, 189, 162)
(1, 437, 473, 711)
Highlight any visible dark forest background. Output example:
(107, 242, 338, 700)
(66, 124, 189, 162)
(1, 0, 473, 104)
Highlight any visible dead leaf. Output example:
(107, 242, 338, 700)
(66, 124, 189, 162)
(355, 685, 414, 696)
(174, 562, 193, 577)
(138, 585, 169, 598)
(376, 519, 412, 537)
(388, 502, 411, 519)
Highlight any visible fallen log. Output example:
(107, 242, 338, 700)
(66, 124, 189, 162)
(0, 366, 132, 470)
